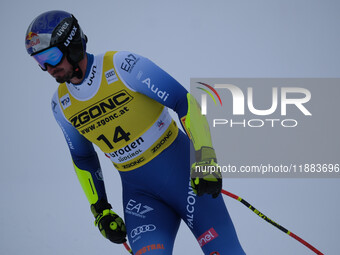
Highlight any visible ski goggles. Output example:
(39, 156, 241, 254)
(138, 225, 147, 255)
(32, 46, 64, 71)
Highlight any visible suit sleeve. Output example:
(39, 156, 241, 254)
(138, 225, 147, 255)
(114, 51, 214, 154)
(51, 91, 108, 205)
(114, 51, 188, 119)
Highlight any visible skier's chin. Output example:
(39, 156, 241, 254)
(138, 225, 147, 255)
(55, 77, 67, 83)
(55, 72, 74, 83)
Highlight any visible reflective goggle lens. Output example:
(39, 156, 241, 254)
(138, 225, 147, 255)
(33, 47, 64, 70)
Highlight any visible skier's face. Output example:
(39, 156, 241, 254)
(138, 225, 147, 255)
(46, 56, 74, 83)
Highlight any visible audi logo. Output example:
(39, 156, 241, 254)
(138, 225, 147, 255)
(130, 224, 156, 238)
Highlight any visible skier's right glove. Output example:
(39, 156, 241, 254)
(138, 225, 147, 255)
(191, 147, 222, 198)
(91, 199, 127, 244)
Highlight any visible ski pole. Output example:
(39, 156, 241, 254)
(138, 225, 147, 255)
(123, 242, 133, 254)
(221, 189, 323, 255)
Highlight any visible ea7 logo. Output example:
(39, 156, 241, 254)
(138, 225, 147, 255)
(125, 199, 154, 219)
(197, 228, 219, 247)
(121, 53, 138, 73)
(60, 94, 71, 109)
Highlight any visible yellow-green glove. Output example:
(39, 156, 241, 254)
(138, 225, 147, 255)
(191, 147, 222, 198)
(91, 200, 126, 244)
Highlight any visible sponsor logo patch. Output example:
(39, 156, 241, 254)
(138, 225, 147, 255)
(141, 78, 169, 102)
(69, 90, 132, 128)
(121, 53, 139, 73)
(125, 199, 154, 219)
(60, 93, 71, 109)
(186, 180, 197, 229)
(105, 68, 118, 84)
(87, 65, 97, 86)
(130, 224, 156, 238)
(197, 228, 219, 247)
(135, 244, 165, 255)
(64, 26, 77, 47)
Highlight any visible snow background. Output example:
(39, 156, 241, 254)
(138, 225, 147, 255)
(1, 0, 339, 254)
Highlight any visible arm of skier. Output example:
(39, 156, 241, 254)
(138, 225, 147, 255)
(51, 92, 126, 243)
(114, 51, 222, 198)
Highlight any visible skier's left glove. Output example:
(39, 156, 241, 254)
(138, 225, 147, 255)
(91, 199, 127, 244)
(191, 146, 222, 198)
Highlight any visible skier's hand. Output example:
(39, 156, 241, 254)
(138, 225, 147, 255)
(191, 147, 222, 198)
(91, 200, 127, 244)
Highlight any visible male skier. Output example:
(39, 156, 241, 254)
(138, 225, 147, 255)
(25, 10, 245, 255)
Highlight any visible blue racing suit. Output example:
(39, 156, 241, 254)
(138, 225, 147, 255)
(51, 51, 245, 255)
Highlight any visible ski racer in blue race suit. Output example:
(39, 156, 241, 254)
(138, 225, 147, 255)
(25, 10, 245, 255)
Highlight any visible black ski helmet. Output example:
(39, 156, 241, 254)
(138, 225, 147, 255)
(25, 10, 87, 77)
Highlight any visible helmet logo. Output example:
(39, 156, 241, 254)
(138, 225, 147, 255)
(26, 32, 38, 41)
(56, 21, 70, 36)
(64, 26, 78, 47)
(25, 32, 40, 49)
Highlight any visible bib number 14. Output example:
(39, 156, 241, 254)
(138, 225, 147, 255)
(97, 126, 131, 150)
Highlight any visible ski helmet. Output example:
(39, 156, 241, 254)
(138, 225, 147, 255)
(25, 10, 87, 77)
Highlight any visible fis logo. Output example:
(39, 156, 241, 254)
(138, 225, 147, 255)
(157, 120, 164, 129)
(130, 224, 156, 238)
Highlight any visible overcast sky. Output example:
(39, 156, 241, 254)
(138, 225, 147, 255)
(1, 0, 339, 254)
